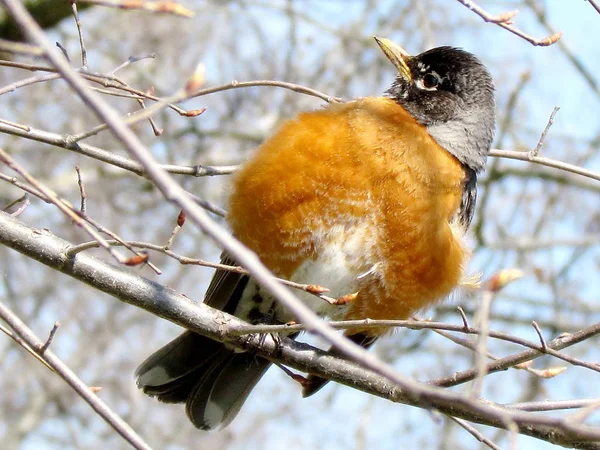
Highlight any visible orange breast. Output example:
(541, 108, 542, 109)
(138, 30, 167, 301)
(228, 97, 467, 330)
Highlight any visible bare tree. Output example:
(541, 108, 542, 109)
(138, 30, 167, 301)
(1, 1, 600, 449)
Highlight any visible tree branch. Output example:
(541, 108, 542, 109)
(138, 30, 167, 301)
(2, 210, 600, 448)
(0, 297, 152, 450)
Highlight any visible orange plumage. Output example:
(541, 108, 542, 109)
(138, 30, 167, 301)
(229, 97, 466, 328)
(136, 38, 495, 430)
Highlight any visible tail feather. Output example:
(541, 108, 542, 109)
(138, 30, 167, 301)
(186, 352, 271, 430)
(136, 330, 271, 429)
(136, 331, 222, 394)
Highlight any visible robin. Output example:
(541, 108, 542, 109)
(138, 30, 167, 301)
(136, 36, 495, 430)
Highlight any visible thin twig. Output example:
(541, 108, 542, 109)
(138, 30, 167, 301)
(428, 321, 564, 380)
(0, 72, 62, 96)
(3, 193, 27, 212)
(10, 197, 30, 217)
(0, 38, 43, 56)
(0, 121, 237, 178)
(56, 42, 70, 61)
(76, 0, 194, 17)
(0, 171, 162, 274)
(111, 54, 156, 74)
(0, 117, 30, 131)
(0, 65, 192, 116)
(472, 294, 491, 395)
(134, 91, 163, 136)
(490, 149, 600, 183)
(75, 166, 87, 214)
(39, 322, 60, 354)
(431, 322, 600, 388)
(449, 416, 502, 450)
(525, 0, 600, 99)
(0, 322, 54, 371)
(531, 321, 547, 352)
(164, 211, 185, 250)
(0, 148, 127, 264)
(506, 399, 600, 412)
(66, 87, 193, 143)
(0, 59, 53, 71)
(189, 193, 227, 217)
(0, 300, 153, 450)
(587, 0, 600, 15)
(530, 106, 560, 158)
(455, 0, 562, 46)
(71, 0, 88, 68)
(190, 79, 343, 104)
(457, 306, 469, 329)
(89, 86, 145, 99)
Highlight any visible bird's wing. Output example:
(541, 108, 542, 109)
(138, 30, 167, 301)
(204, 251, 249, 313)
(135, 252, 250, 401)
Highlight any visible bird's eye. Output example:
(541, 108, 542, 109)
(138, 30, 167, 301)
(422, 72, 441, 89)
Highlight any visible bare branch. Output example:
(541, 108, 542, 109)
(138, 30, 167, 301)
(530, 106, 560, 158)
(0, 170, 163, 274)
(448, 416, 502, 450)
(74, 166, 87, 215)
(38, 322, 60, 354)
(0, 38, 43, 56)
(455, 0, 563, 46)
(76, 0, 194, 17)
(490, 149, 600, 183)
(0, 299, 153, 450)
(525, 0, 600, 98)
(587, 0, 600, 15)
(431, 324, 600, 389)
(0, 147, 128, 264)
(506, 399, 600, 412)
(2, 210, 600, 447)
(70, 0, 88, 68)
(189, 79, 343, 104)
(0, 121, 236, 178)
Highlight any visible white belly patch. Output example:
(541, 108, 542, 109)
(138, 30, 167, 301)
(235, 222, 379, 324)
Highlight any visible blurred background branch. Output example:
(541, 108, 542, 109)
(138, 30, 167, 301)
(1, 1, 599, 449)
(0, 0, 91, 41)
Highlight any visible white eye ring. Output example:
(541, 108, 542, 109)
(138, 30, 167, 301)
(415, 72, 441, 91)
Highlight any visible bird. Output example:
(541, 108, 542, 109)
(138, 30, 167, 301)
(136, 36, 495, 431)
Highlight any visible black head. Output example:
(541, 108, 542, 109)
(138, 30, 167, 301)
(374, 37, 496, 173)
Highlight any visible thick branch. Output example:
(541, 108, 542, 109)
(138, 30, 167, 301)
(1, 211, 600, 448)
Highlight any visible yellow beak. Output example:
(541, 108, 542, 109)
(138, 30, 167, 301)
(374, 36, 412, 81)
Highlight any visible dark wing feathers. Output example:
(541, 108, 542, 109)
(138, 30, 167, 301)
(137, 253, 271, 430)
(204, 252, 248, 313)
(186, 353, 271, 430)
(135, 331, 223, 401)
(458, 167, 478, 229)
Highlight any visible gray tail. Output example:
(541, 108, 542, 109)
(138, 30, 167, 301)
(136, 331, 270, 430)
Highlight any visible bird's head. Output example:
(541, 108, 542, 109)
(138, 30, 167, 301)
(375, 37, 496, 173)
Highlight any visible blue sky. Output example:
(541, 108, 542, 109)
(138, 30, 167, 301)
(4, 1, 600, 449)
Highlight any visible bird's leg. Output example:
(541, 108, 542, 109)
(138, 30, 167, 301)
(274, 362, 309, 388)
